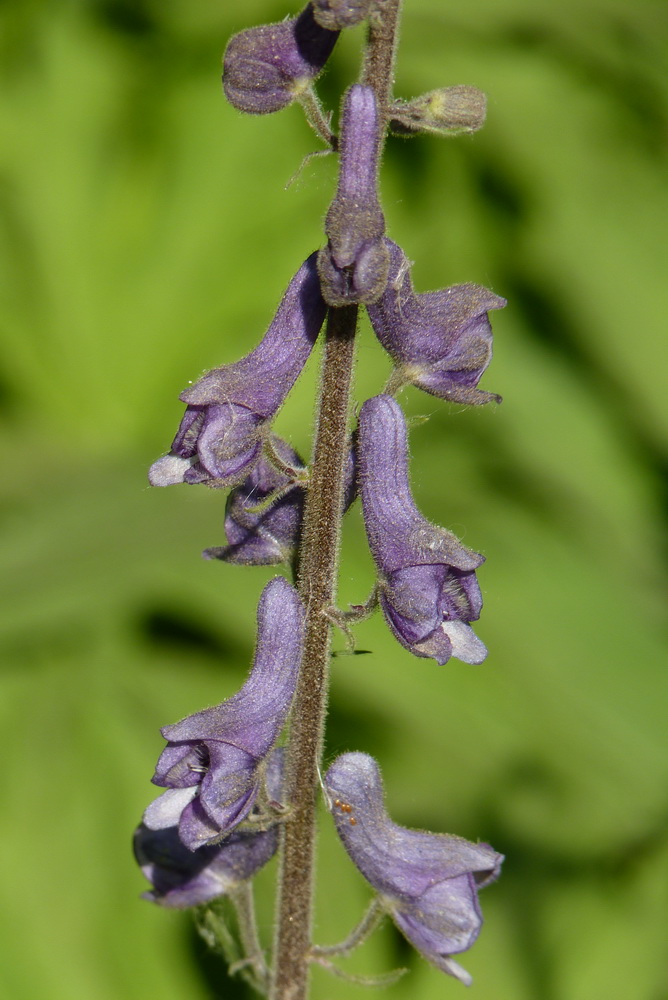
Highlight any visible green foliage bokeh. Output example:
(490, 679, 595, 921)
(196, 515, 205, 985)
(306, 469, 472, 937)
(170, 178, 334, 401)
(1, 1, 667, 998)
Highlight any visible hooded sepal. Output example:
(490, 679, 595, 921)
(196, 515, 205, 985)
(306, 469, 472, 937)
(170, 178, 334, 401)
(367, 240, 505, 405)
(359, 394, 487, 665)
(325, 752, 503, 985)
(148, 254, 325, 489)
(317, 85, 389, 306)
(149, 577, 304, 849)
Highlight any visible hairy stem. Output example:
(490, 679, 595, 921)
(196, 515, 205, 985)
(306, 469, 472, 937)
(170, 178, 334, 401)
(270, 305, 358, 1000)
(270, 5, 403, 999)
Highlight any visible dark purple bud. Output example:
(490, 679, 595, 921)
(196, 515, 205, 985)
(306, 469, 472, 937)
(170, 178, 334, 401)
(390, 86, 487, 137)
(147, 578, 304, 850)
(367, 240, 505, 405)
(223, 5, 338, 115)
(203, 436, 358, 567)
(311, 0, 372, 30)
(317, 85, 389, 306)
(325, 752, 503, 985)
(135, 749, 285, 908)
(148, 254, 326, 489)
(359, 395, 487, 665)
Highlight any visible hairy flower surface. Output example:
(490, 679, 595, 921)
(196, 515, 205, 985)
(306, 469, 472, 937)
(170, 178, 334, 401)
(311, 0, 373, 30)
(317, 84, 389, 306)
(135, 750, 285, 908)
(223, 5, 338, 114)
(148, 254, 325, 489)
(367, 239, 505, 405)
(147, 578, 304, 850)
(325, 752, 503, 985)
(359, 394, 487, 665)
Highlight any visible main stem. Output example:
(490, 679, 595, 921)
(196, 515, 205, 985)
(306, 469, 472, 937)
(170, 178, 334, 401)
(271, 305, 357, 1000)
(270, 5, 402, 998)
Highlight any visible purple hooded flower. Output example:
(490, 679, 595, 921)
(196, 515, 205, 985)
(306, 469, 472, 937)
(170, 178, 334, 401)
(325, 753, 503, 986)
(317, 85, 389, 306)
(147, 577, 304, 850)
(148, 254, 326, 489)
(203, 436, 358, 567)
(135, 750, 285, 908)
(223, 5, 338, 115)
(359, 394, 487, 665)
(367, 240, 505, 405)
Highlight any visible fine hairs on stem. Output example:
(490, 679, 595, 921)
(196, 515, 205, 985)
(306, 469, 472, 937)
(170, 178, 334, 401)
(135, 3, 506, 998)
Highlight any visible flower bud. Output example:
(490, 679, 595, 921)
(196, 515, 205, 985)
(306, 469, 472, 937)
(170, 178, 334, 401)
(317, 84, 389, 306)
(223, 5, 338, 115)
(311, 0, 373, 30)
(390, 86, 487, 137)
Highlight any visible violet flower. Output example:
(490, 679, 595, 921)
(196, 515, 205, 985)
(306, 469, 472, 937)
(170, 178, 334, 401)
(204, 437, 307, 567)
(135, 749, 286, 908)
(317, 85, 389, 306)
(147, 577, 304, 850)
(359, 394, 487, 665)
(367, 240, 505, 405)
(148, 254, 325, 489)
(223, 5, 338, 115)
(203, 437, 357, 567)
(325, 752, 503, 986)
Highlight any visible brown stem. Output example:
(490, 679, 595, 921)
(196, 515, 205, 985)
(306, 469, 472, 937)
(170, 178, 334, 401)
(270, 305, 357, 1000)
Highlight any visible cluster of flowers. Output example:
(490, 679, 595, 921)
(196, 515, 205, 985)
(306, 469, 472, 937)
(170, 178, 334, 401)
(136, 0, 504, 987)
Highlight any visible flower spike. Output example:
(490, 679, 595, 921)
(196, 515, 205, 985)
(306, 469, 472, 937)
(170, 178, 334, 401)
(359, 394, 487, 665)
(147, 578, 304, 850)
(317, 85, 389, 306)
(367, 239, 505, 405)
(325, 752, 503, 985)
(148, 254, 326, 489)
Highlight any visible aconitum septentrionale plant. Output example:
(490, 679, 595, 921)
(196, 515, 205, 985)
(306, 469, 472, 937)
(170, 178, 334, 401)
(135, 2, 505, 997)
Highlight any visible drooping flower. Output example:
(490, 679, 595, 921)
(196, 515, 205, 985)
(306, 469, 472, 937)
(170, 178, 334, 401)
(203, 437, 307, 567)
(148, 254, 326, 489)
(324, 752, 503, 986)
(147, 577, 304, 850)
(223, 5, 338, 115)
(358, 394, 487, 665)
(135, 749, 285, 908)
(317, 84, 389, 306)
(366, 240, 505, 405)
(203, 436, 358, 567)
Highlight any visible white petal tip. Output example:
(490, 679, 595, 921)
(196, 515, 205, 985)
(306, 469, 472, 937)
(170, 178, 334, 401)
(148, 455, 191, 486)
(442, 621, 488, 665)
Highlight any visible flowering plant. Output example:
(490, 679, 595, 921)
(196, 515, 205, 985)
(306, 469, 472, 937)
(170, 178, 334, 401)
(135, 3, 505, 996)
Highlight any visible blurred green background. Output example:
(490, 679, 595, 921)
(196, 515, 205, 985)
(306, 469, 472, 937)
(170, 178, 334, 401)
(1, 0, 667, 998)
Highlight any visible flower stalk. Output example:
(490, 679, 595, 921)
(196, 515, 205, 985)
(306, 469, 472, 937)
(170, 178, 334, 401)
(137, 0, 506, 995)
